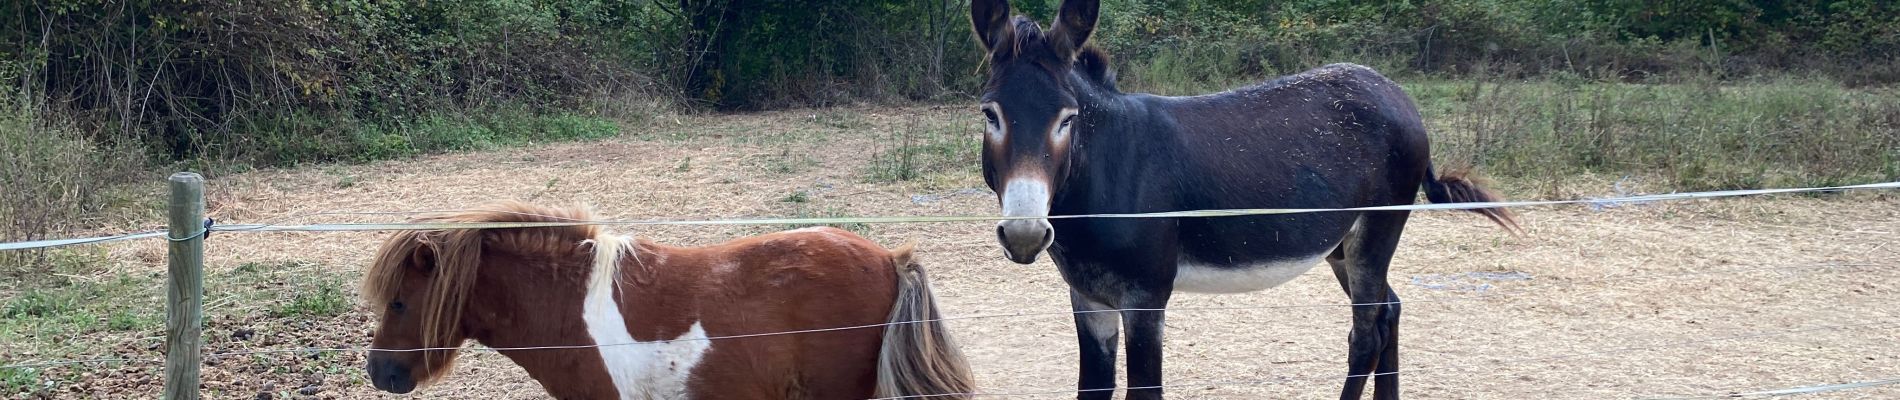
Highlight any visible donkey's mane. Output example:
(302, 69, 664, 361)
(1075, 46, 1116, 91)
(988, 16, 1117, 91)
(362, 201, 609, 363)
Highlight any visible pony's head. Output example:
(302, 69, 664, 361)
(360, 201, 604, 394)
(971, 0, 1109, 264)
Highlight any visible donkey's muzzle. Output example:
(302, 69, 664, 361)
(367, 356, 417, 394)
(997, 219, 1054, 264)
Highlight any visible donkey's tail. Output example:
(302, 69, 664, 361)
(1423, 164, 1523, 234)
(874, 242, 977, 400)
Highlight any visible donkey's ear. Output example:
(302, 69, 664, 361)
(971, 0, 1013, 51)
(1048, 0, 1100, 60)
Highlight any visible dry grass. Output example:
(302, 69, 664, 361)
(1409, 78, 1900, 194)
(4, 105, 1898, 399)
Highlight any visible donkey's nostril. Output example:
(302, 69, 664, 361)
(995, 220, 1054, 265)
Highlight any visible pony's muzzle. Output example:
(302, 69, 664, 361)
(996, 219, 1053, 264)
(367, 355, 417, 394)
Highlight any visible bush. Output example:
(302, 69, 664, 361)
(1, 0, 658, 165)
(0, 97, 141, 270)
(652, 0, 981, 109)
(0, 0, 1895, 199)
(1088, 0, 1900, 92)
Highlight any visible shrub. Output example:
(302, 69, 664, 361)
(0, 96, 141, 271)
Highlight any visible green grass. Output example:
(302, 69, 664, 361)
(778, 205, 870, 236)
(224, 262, 354, 319)
(244, 108, 620, 166)
(1087, 60, 1900, 194)
(1, 367, 39, 395)
(749, 149, 817, 175)
(1118, 42, 1263, 96)
(1094, 45, 1898, 193)
(2, 291, 76, 319)
(2, 257, 368, 395)
(0, 252, 165, 398)
(271, 280, 349, 318)
(1, 255, 160, 338)
(1402, 77, 1900, 192)
(865, 115, 981, 184)
(106, 309, 154, 332)
(272, 278, 350, 318)
(811, 109, 870, 130)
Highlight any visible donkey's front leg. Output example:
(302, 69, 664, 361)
(1072, 289, 1121, 400)
(1121, 287, 1173, 400)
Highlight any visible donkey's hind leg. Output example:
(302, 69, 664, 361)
(1374, 288, 1401, 397)
(1329, 211, 1410, 400)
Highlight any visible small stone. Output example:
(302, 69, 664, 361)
(232, 329, 256, 341)
(254, 392, 272, 400)
(297, 385, 321, 396)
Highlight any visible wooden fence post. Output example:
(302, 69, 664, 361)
(164, 172, 205, 400)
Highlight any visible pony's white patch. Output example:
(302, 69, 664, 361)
(1174, 252, 1328, 294)
(785, 226, 850, 243)
(781, 227, 856, 253)
(999, 178, 1051, 218)
(711, 261, 739, 277)
(584, 234, 711, 400)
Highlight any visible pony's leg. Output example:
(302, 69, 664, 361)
(1331, 211, 1409, 400)
(1120, 286, 1172, 400)
(1072, 289, 1121, 400)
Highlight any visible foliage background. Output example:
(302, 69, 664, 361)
(4, 0, 1894, 161)
(1, 0, 1896, 262)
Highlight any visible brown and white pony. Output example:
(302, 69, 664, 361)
(360, 201, 974, 399)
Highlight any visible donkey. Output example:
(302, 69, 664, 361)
(970, 1, 1519, 399)
(361, 201, 975, 399)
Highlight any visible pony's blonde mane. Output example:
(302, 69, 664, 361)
(362, 200, 616, 368)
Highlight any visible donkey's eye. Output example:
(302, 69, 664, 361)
(1061, 115, 1076, 128)
(983, 109, 999, 126)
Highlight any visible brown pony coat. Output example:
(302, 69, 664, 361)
(362, 201, 974, 399)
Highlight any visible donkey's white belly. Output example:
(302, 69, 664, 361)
(1174, 253, 1328, 294)
(582, 271, 711, 399)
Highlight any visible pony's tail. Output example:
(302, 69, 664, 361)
(1423, 164, 1523, 235)
(874, 242, 976, 400)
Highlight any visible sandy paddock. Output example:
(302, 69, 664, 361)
(46, 106, 1900, 399)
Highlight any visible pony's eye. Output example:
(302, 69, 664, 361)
(983, 109, 999, 126)
(388, 301, 405, 313)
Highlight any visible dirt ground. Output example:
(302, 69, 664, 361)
(30, 106, 1900, 399)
